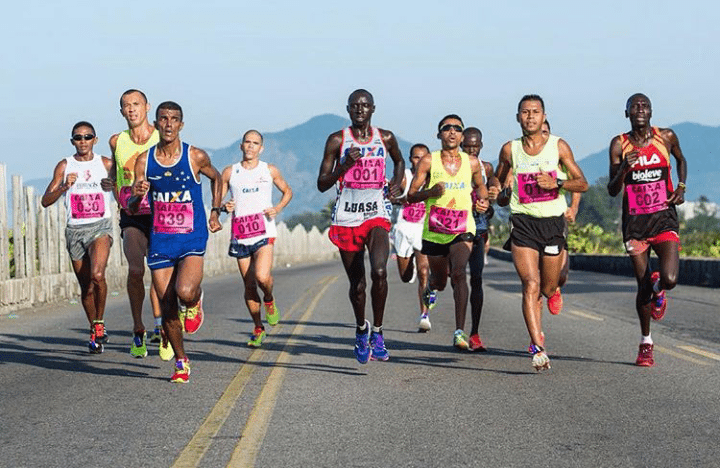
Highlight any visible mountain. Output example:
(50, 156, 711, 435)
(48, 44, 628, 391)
(576, 122, 720, 204)
(207, 114, 414, 217)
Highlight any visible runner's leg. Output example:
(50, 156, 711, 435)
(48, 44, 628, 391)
(448, 240, 472, 330)
(237, 256, 263, 329)
(123, 227, 149, 333)
(415, 249, 430, 314)
(87, 235, 111, 322)
(468, 237, 485, 335)
(366, 227, 390, 328)
(152, 266, 185, 360)
(512, 244, 544, 346)
(339, 249, 367, 328)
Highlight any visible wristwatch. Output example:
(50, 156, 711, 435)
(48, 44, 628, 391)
(556, 179, 564, 189)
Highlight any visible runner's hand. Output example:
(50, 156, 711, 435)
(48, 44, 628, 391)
(667, 187, 685, 206)
(474, 197, 489, 213)
(387, 180, 402, 199)
(536, 171, 556, 190)
(224, 199, 235, 213)
(64, 172, 78, 189)
(487, 185, 500, 202)
(263, 207, 278, 219)
(429, 182, 445, 198)
(621, 151, 640, 173)
(564, 206, 578, 223)
(100, 177, 114, 192)
(133, 180, 150, 197)
(209, 213, 222, 233)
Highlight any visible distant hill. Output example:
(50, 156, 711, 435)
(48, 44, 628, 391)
(576, 122, 720, 204)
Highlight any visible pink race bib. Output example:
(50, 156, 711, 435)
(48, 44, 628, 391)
(70, 193, 105, 219)
(517, 171, 559, 204)
(153, 201, 194, 234)
(428, 205, 468, 235)
(119, 186, 151, 215)
(626, 181, 668, 215)
(343, 157, 385, 190)
(232, 213, 267, 240)
(402, 202, 426, 223)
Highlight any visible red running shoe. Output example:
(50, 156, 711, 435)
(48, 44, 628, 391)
(171, 357, 191, 383)
(635, 343, 654, 367)
(183, 292, 205, 334)
(548, 288, 563, 315)
(650, 271, 666, 320)
(468, 334, 487, 352)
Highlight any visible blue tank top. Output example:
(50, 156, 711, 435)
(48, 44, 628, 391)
(146, 142, 208, 254)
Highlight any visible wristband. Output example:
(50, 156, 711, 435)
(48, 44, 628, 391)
(677, 182, 686, 190)
(211, 207, 222, 215)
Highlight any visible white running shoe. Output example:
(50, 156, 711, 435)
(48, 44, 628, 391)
(532, 351, 551, 372)
(418, 313, 431, 332)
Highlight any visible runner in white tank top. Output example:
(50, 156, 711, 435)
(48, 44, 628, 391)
(221, 130, 293, 348)
(41, 121, 115, 354)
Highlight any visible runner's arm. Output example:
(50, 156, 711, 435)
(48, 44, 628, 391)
(607, 136, 628, 197)
(317, 132, 347, 193)
(128, 150, 149, 214)
(41, 160, 70, 208)
(406, 152, 438, 203)
(381, 129, 405, 198)
(495, 142, 513, 207)
(555, 139, 588, 193)
(663, 128, 687, 205)
(266, 163, 293, 219)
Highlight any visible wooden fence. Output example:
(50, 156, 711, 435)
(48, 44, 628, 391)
(0, 163, 337, 315)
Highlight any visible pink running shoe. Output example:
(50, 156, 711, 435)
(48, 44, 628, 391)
(650, 271, 666, 320)
(635, 343, 654, 367)
(548, 288, 563, 315)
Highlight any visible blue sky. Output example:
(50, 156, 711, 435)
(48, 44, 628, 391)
(1, 0, 715, 182)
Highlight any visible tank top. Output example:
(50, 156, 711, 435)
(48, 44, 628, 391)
(509, 135, 568, 218)
(146, 142, 208, 247)
(471, 157, 490, 235)
(115, 128, 160, 214)
(331, 126, 392, 227)
(229, 160, 277, 245)
(422, 151, 476, 244)
(619, 127, 678, 241)
(395, 168, 426, 228)
(64, 153, 113, 226)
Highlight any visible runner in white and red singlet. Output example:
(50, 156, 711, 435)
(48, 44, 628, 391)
(317, 89, 404, 364)
(607, 93, 687, 367)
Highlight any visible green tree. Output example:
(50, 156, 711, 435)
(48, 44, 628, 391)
(284, 200, 334, 231)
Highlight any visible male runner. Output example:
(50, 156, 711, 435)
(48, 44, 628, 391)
(407, 115, 489, 350)
(390, 144, 432, 331)
(607, 93, 686, 367)
(317, 89, 404, 363)
(495, 95, 587, 371)
(221, 130, 293, 348)
(130, 101, 223, 383)
(41, 122, 114, 353)
(106, 89, 165, 359)
(460, 127, 500, 351)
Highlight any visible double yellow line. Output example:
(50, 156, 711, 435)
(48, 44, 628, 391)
(172, 275, 338, 468)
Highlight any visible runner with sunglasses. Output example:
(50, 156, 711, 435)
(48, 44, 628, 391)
(42, 121, 114, 354)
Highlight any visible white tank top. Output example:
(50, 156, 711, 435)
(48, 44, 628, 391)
(395, 168, 426, 228)
(229, 160, 277, 245)
(64, 153, 112, 226)
(331, 126, 392, 227)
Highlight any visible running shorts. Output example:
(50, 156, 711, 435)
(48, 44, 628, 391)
(503, 214, 566, 256)
(421, 232, 474, 257)
(229, 237, 275, 259)
(65, 217, 114, 261)
(624, 231, 681, 256)
(328, 218, 391, 252)
(120, 210, 152, 239)
(392, 224, 423, 258)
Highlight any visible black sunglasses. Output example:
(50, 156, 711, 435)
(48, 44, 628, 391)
(72, 134, 95, 141)
(440, 124, 463, 133)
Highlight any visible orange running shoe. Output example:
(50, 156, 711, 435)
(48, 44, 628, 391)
(548, 288, 563, 315)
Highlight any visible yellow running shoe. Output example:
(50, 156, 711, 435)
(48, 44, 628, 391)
(265, 300, 279, 326)
(247, 327, 266, 347)
(159, 336, 174, 361)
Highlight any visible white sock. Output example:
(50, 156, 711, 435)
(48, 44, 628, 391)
(358, 322, 368, 331)
(372, 326, 382, 333)
(641, 334, 653, 345)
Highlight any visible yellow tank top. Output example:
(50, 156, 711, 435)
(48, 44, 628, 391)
(114, 129, 159, 211)
(509, 135, 568, 218)
(422, 151, 476, 244)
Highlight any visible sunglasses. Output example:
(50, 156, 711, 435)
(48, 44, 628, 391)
(440, 124, 463, 133)
(72, 134, 95, 141)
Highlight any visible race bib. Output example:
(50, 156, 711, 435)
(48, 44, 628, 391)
(343, 157, 385, 190)
(428, 205, 468, 235)
(517, 170, 559, 204)
(626, 181, 668, 215)
(402, 202, 426, 223)
(232, 213, 267, 240)
(119, 186, 151, 215)
(153, 201, 194, 234)
(70, 193, 105, 219)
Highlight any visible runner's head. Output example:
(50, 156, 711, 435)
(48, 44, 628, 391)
(625, 93, 652, 126)
(461, 127, 483, 157)
(70, 121, 97, 156)
(541, 119, 551, 138)
(346, 89, 375, 126)
(437, 114, 464, 150)
(155, 101, 184, 143)
(409, 143, 429, 172)
(516, 94, 546, 135)
(119, 89, 151, 129)
(241, 130, 264, 160)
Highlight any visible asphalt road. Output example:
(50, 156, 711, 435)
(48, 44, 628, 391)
(1, 256, 719, 468)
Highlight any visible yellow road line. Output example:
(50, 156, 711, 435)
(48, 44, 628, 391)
(171, 276, 332, 468)
(567, 309, 604, 321)
(655, 345, 710, 366)
(227, 275, 339, 468)
(677, 345, 720, 362)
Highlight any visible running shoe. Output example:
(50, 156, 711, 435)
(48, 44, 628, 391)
(527, 331, 545, 353)
(635, 343, 654, 367)
(354, 320, 371, 364)
(130, 331, 148, 358)
(159, 337, 174, 361)
(183, 292, 204, 334)
(370, 331, 389, 361)
(650, 271, 667, 320)
(548, 288, 563, 315)
(171, 358, 190, 383)
(247, 327, 266, 348)
(531, 349, 551, 372)
(454, 330, 470, 351)
(178, 303, 186, 332)
(149, 326, 162, 344)
(265, 300, 280, 326)
(93, 321, 109, 344)
(422, 286, 437, 310)
(469, 333, 487, 352)
(88, 330, 103, 354)
(418, 313, 432, 332)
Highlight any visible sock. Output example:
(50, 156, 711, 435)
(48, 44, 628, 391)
(154, 317, 162, 328)
(356, 322, 368, 334)
(455, 329, 464, 335)
(372, 326, 382, 334)
(641, 334, 653, 345)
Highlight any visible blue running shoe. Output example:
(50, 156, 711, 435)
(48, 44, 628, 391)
(354, 320, 371, 364)
(422, 286, 437, 310)
(370, 331, 389, 361)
